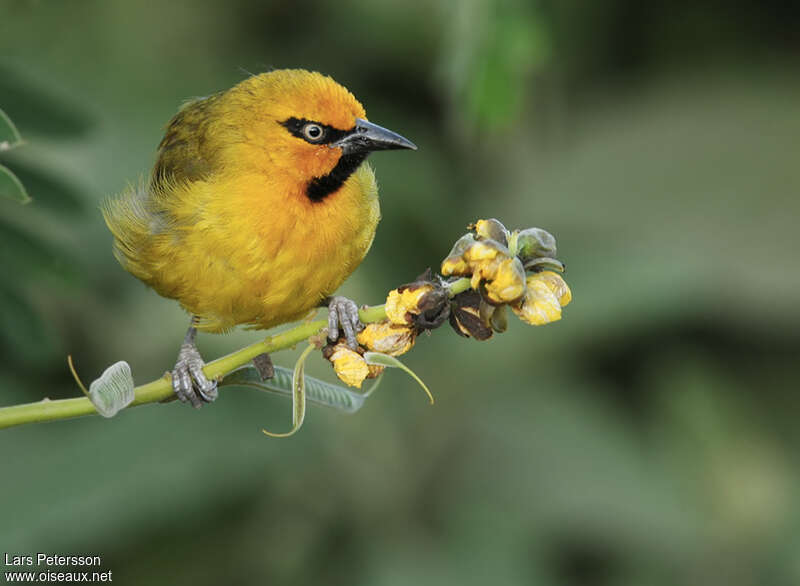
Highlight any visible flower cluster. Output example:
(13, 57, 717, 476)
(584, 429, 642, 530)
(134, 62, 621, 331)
(325, 219, 571, 387)
(323, 275, 451, 388)
(443, 219, 571, 339)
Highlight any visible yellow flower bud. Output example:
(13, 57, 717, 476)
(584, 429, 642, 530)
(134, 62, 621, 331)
(384, 284, 435, 326)
(512, 276, 562, 326)
(483, 257, 526, 304)
(472, 218, 509, 246)
(536, 270, 572, 307)
(327, 344, 370, 388)
(441, 234, 476, 276)
(469, 269, 486, 291)
(468, 256, 502, 289)
(441, 254, 470, 276)
(463, 240, 505, 263)
(357, 321, 416, 356)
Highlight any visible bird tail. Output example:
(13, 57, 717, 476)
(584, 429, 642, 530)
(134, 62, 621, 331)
(101, 178, 159, 282)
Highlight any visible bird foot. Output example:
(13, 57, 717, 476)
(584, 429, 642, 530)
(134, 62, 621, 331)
(326, 296, 364, 350)
(172, 338, 218, 408)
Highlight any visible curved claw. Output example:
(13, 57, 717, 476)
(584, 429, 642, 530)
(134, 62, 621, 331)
(172, 340, 217, 408)
(327, 296, 364, 350)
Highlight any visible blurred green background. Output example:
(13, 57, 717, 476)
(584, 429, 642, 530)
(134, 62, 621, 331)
(2, 0, 799, 584)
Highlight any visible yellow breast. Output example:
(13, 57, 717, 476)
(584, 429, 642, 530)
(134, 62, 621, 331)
(137, 163, 379, 332)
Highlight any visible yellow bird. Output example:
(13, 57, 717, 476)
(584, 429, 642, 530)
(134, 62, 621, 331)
(103, 69, 416, 407)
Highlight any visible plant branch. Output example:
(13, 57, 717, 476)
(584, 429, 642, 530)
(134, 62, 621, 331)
(0, 278, 471, 431)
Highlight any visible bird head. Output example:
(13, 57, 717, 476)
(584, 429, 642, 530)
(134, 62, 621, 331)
(230, 69, 416, 201)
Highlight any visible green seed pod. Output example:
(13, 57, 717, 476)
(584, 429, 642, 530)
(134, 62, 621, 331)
(489, 303, 508, 333)
(479, 296, 495, 324)
(514, 227, 557, 261)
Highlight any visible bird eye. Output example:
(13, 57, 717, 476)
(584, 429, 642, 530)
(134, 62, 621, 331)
(302, 123, 325, 142)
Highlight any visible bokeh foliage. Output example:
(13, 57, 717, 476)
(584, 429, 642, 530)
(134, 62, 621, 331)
(0, 67, 89, 367)
(1, 1, 800, 585)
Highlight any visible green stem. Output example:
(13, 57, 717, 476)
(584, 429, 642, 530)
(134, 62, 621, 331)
(0, 278, 471, 430)
(447, 276, 471, 296)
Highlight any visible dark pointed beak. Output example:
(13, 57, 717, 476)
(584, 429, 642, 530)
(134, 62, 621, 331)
(332, 118, 417, 155)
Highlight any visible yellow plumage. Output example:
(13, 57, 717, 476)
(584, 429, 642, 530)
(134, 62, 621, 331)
(103, 70, 394, 333)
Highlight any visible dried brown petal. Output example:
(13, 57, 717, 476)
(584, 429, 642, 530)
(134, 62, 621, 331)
(448, 290, 493, 341)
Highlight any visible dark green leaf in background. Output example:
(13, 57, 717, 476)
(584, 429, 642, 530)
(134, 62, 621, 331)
(0, 107, 23, 151)
(0, 64, 93, 138)
(0, 163, 31, 204)
(0, 217, 80, 284)
(0, 286, 53, 363)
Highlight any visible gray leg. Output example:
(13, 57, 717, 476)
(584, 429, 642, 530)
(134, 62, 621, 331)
(171, 323, 218, 408)
(324, 296, 363, 350)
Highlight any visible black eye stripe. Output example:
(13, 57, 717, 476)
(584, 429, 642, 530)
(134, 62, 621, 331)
(280, 117, 351, 145)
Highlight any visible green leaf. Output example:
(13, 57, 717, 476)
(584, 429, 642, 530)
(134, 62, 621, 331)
(0, 163, 31, 203)
(221, 365, 372, 413)
(0, 108, 23, 151)
(363, 351, 435, 404)
(446, 0, 550, 132)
